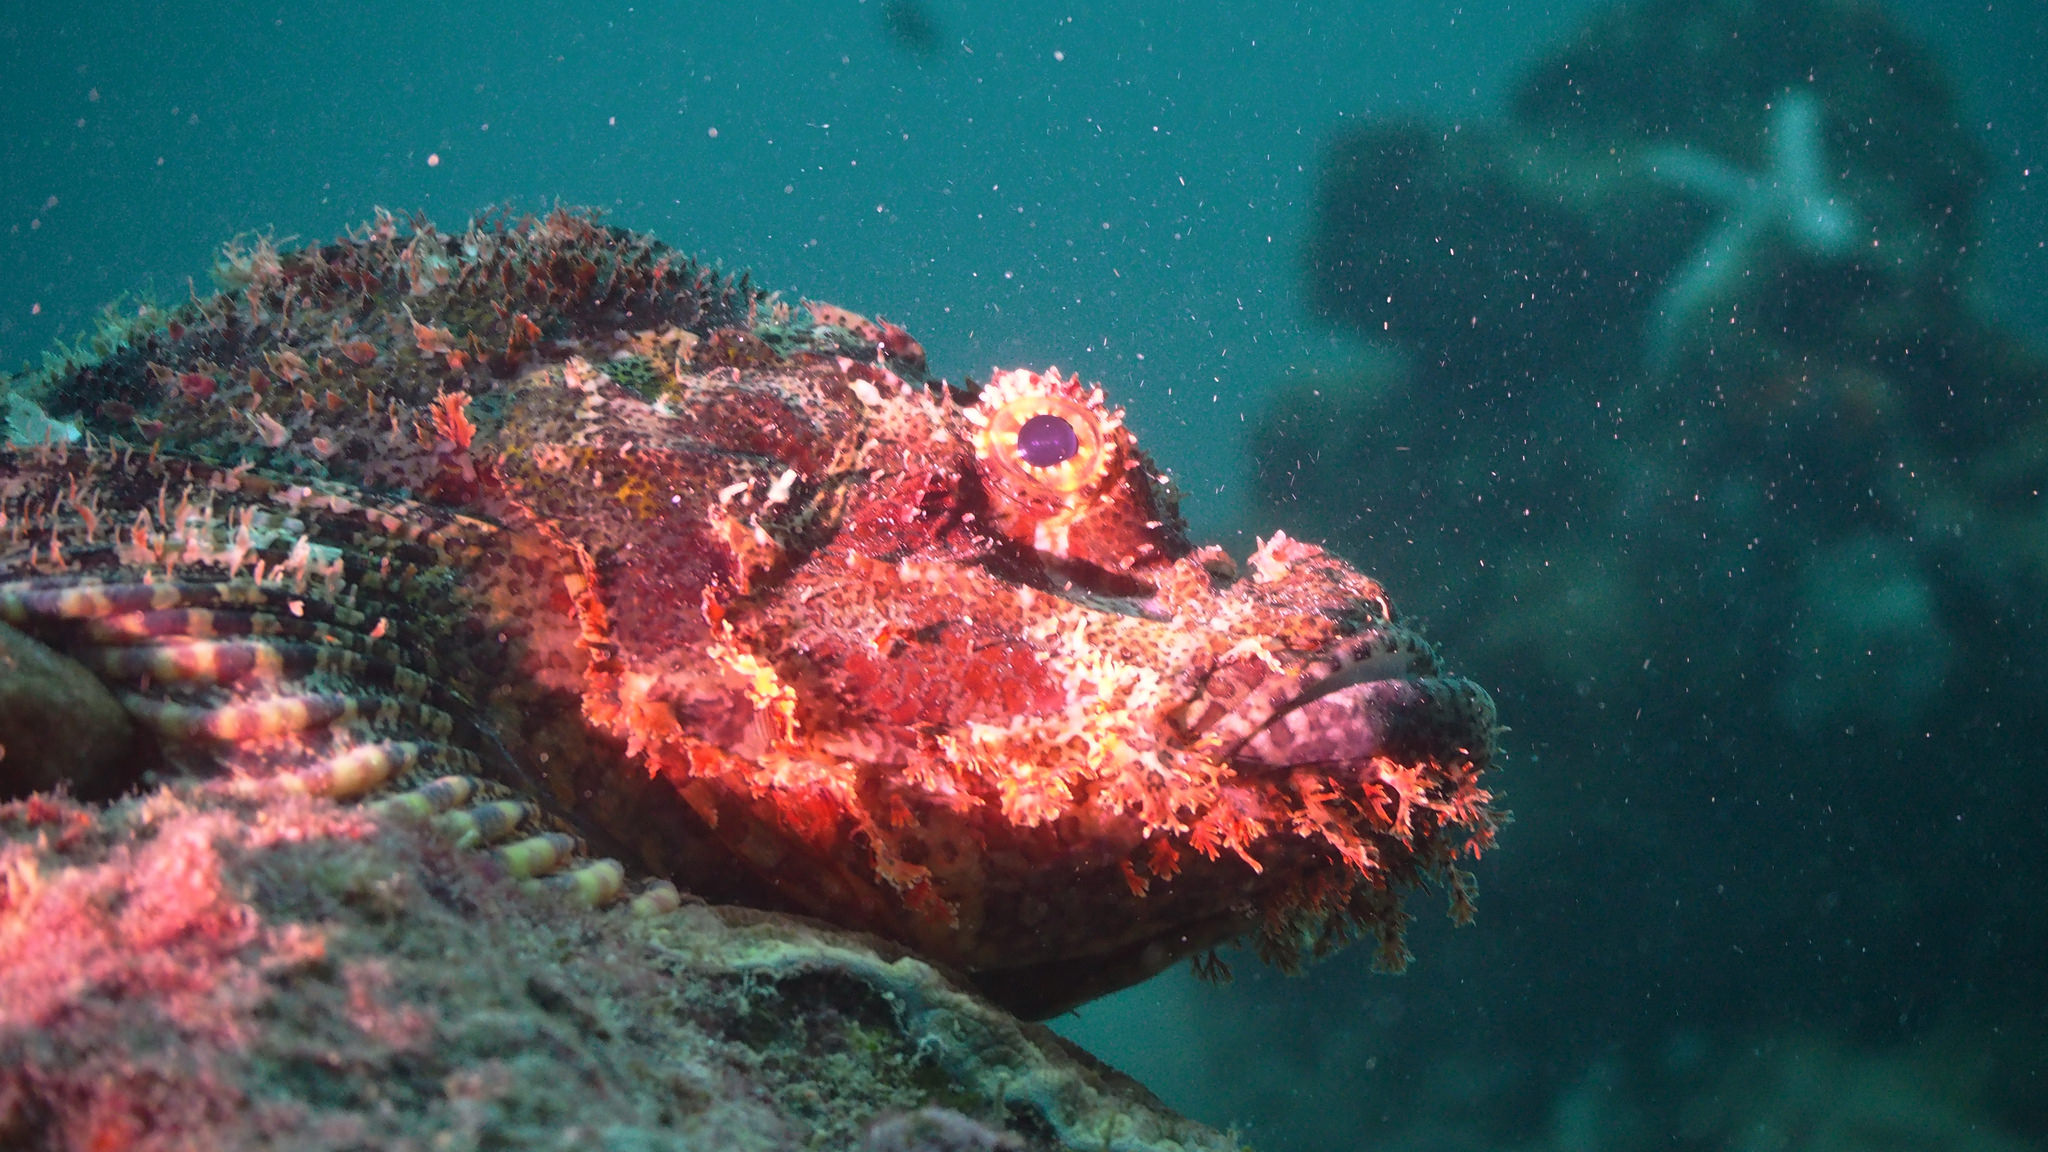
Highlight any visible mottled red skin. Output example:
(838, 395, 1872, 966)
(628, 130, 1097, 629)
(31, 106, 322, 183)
(6, 209, 1499, 1015)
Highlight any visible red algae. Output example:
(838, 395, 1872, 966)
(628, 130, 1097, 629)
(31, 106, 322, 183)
(0, 782, 1235, 1150)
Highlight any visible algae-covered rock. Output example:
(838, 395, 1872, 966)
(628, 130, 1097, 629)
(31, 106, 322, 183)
(0, 783, 1234, 1151)
(0, 620, 136, 801)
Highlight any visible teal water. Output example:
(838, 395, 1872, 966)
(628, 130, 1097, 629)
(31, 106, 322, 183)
(3, 0, 1622, 534)
(4, 2, 2043, 526)
(5, 2, 2045, 1148)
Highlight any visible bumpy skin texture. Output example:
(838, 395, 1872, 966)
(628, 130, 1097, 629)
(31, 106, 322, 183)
(2, 209, 1498, 1016)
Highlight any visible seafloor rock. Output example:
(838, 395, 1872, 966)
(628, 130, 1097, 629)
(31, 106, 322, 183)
(0, 620, 135, 799)
(0, 781, 1234, 1151)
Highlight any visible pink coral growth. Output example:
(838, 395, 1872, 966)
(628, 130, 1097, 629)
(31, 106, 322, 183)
(4, 805, 266, 1037)
(0, 793, 368, 1148)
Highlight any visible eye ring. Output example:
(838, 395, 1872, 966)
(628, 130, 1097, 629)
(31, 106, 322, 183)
(971, 368, 1120, 497)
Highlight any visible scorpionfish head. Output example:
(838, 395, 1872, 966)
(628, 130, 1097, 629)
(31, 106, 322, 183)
(495, 357, 1498, 1017)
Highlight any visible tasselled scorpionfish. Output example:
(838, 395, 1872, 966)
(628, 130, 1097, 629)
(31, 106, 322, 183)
(0, 209, 1498, 1016)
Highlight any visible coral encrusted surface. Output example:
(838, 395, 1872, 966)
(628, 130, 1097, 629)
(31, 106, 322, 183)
(0, 783, 1230, 1151)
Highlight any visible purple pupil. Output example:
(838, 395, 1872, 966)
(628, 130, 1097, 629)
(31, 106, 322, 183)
(1015, 414, 1080, 468)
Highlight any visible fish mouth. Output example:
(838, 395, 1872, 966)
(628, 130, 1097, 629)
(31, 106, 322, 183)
(1209, 624, 1497, 771)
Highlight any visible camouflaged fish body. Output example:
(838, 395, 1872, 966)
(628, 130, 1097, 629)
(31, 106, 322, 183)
(2, 209, 1499, 1016)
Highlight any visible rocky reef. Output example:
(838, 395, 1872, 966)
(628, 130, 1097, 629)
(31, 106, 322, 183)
(1, 779, 1233, 1150)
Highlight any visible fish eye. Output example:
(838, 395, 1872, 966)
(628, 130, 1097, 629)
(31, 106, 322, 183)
(1015, 413, 1079, 468)
(970, 367, 1120, 498)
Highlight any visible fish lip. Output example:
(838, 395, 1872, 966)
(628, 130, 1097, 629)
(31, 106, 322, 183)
(1202, 623, 1481, 767)
(1232, 674, 1498, 772)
